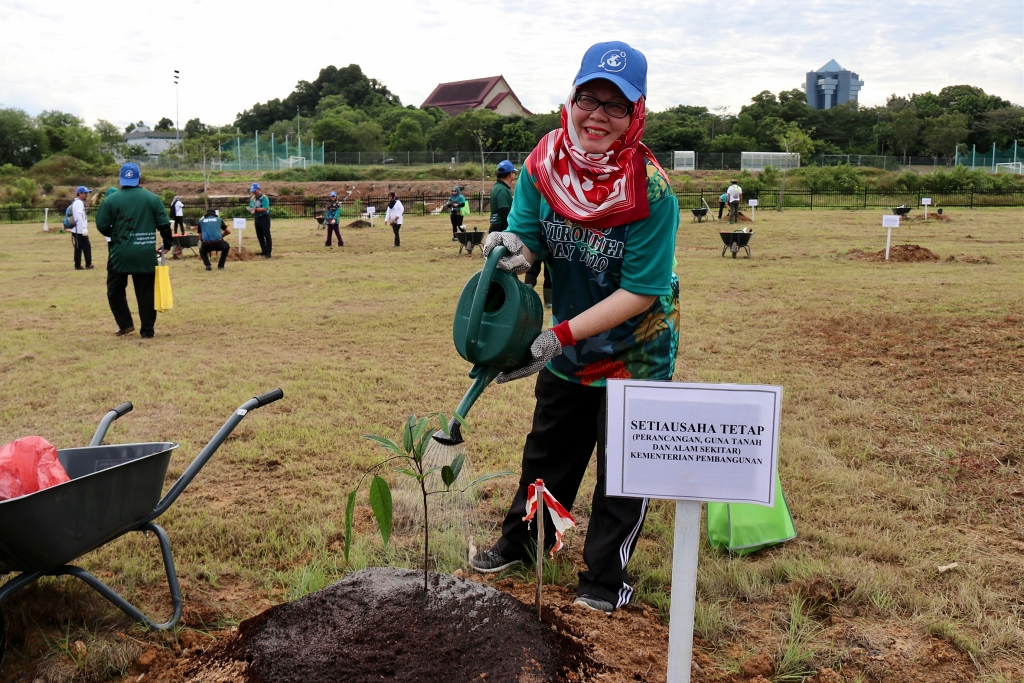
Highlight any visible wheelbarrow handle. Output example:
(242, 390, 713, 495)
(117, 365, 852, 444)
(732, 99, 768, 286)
(141, 389, 284, 525)
(89, 402, 134, 447)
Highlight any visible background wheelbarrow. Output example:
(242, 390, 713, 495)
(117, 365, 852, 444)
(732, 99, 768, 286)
(170, 233, 200, 259)
(890, 205, 912, 217)
(720, 230, 754, 258)
(691, 207, 709, 223)
(457, 228, 484, 256)
(0, 389, 284, 660)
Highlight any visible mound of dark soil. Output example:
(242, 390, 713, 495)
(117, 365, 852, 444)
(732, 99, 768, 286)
(846, 244, 940, 262)
(346, 219, 372, 228)
(226, 247, 263, 262)
(205, 568, 595, 683)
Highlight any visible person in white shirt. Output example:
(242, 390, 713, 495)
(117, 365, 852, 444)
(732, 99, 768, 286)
(726, 181, 743, 224)
(171, 196, 186, 235)
(385, 192, 404, 247)
(70, 186, 93, 270)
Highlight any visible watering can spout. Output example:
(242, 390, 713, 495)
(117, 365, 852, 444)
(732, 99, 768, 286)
(432, 365, 502, 445)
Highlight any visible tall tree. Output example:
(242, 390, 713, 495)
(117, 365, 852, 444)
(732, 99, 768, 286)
(891, 108, 919, 161)
(155, 117, 175, 132)
(0, 107, 45, 167)
(774, 123, 815, 210)
(923, 112, 970, 158)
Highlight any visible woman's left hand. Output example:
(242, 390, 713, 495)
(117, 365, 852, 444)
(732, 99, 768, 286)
(496, 329, 563, 384)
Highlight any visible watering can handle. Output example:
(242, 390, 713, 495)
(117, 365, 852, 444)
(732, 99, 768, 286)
(465, 244, 507, 359)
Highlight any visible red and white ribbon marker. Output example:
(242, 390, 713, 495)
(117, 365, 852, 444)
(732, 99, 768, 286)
(606, 380, 782, 683)
(524, 479, 577, 620)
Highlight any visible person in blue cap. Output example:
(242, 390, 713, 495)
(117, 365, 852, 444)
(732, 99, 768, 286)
(248, 183, 272, 257)
(96, 163, 173, 338)
(69, 185, 94, 269)
(324, 191, 343, 247)
(470, 42, 680, 615)
(488, 160, 516, 233)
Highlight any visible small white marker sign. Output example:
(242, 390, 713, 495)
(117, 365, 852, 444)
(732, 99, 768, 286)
(921, 197, 932, 205)
(747, 199, 758, 207)
(606, 380, 782, 683)
(882, 214, 901, 228)
(233, 218, 247, 230)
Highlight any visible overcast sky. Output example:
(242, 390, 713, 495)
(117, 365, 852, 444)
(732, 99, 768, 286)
(2, 0, 1021, 130)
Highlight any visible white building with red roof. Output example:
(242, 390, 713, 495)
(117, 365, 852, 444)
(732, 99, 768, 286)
(420, 76, 532, 117)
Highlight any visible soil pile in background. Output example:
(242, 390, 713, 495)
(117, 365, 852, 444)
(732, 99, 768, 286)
(346, 219, 372, 228)
(846, 244, 940, 262)
(186, 568, 595, 683)
(226, 247, 262, 262)
(910, 212, 953, 221)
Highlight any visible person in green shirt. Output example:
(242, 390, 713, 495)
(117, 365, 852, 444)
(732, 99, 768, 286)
(488, 160, 516, 233)
(95, 163, 172, 338)
(248, 183, 272, 258)
(469, 42, 679, 616)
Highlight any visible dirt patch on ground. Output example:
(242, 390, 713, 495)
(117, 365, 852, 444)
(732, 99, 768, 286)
(226, 247, 263, 262)
(945, 254, 994, 264)
(845, 244, 940, 262)
(168, 568, 596, 683)
(345, 219, 372, 228)
(910, 212, 953, 221)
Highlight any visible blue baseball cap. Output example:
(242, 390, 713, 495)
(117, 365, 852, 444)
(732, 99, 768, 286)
(329, 191, 337, 197)
(573, 41, 647, 102)
(250, 182, 261, 192)
(75, 185, 92, 194)
(497, 160, 516, 174)
(119, 162, 141, 187)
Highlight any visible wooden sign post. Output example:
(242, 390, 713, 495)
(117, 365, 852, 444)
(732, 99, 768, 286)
(747, 198, 758, 222)
(882, 214, 901, 260)
(233, 217, 247, 253)
(606, 380, 782, 683)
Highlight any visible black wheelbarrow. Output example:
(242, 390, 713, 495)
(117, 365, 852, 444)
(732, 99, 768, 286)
(171, 233, 200, 259)
(891, 205, 912, 217)
(720, 230, 754, 258)
(457, 228, 484, 256)
(691, 207, 709, 223)
(0, 389, 284, 659)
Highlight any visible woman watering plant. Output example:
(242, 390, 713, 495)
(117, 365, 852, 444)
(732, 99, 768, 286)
(470, 41, 680, 614)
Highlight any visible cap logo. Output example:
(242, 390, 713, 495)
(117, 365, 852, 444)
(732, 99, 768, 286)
(598, 50, 626, 73)
(124, 170, 134, 178)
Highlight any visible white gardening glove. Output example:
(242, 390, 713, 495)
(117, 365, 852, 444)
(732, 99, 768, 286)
(482, 232, 531, 273)
(496, 329, 563, 384)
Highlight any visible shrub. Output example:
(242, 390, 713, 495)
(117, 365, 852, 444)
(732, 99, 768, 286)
(24, 155, 114, 186)
(307, 165, 362, 182)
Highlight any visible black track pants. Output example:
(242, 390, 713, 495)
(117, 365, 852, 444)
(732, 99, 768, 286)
(494, 369, 648, 608)
(107, 270, 156, 335)
(254, 216, 272, 256)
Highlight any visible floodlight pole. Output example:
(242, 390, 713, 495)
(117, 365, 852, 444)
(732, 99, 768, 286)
(174, 70, 180, 144)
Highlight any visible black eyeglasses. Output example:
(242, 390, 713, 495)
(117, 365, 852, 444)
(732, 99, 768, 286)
(573, 93, 634, 119)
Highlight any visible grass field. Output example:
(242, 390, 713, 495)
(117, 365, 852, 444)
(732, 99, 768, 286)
(0, 207, 1021, 682)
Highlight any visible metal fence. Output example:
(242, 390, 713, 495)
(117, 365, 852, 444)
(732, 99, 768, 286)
(5, 187, 1022, 225)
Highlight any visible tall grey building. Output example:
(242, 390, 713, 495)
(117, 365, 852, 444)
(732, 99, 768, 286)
(804, 60, 864, 110)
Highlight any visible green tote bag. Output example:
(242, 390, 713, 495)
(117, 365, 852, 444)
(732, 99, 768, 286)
(707, 474, 796, 555)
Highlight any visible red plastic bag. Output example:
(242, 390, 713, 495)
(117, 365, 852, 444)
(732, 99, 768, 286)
(0, 436, 70, 501)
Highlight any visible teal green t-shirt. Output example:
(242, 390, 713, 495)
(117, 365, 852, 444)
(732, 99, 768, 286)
(95, 186, 171, 273)
(507, 160, 680, 386)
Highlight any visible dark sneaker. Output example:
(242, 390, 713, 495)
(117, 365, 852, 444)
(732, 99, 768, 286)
(140, 330, 154, 339)
(469, 548, 520, 574)
(75, 266, 84, 270)
(85, 264, 94, 269)
(115, 327, 135, 337)
(205, 265, 212, 271)
(218, 266, 225, 270)
(574, 594, 614, 614)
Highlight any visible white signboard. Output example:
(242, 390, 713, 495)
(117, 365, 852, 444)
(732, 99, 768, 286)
(748, 199, 758, 207)
(233, 218, 247, 230)
(882, 214, 901, 228)
(365, 206, 376, 215)
(921, 197, 932, 205)
(606, 381, 780, 506)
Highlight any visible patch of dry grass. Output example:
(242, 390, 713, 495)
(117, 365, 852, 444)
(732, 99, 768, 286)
(0, 207, 1021, 681)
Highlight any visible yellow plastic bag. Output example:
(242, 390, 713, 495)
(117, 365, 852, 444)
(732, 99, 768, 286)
(154, 264, 173, 313)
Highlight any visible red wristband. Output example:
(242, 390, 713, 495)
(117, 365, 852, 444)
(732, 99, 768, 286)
(551, 320, 576, 347)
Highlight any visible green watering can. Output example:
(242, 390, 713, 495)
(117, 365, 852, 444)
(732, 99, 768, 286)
(433, 245, 543, 445)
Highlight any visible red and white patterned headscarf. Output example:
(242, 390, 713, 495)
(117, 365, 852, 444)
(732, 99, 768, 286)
(526, 89, 663, 229)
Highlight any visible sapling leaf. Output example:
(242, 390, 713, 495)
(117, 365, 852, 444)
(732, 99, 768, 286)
(452, 412, 471, 433)
(368, 476, 393, 545)
(449, 452, 466, 482)
(441, 465, 455, 488)
(362, 435, 405, 457)
(403, 415, 417, 453)
(465, 471, 516, 489)
(437, 412, 450, 437)
(393, 467, 420, 479)
(343, 489, 357, 563)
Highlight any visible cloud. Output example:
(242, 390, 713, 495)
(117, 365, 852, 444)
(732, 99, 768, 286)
(0, 0, 1020, 129)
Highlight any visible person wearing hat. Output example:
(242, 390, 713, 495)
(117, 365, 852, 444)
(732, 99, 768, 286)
(470, 42, 680, 615)
(198, 208, 231, 270)
(324, 191, 343, 247)
(248, 183, 272, 258)
(488, 160, 516, 233)
(96, 162, 173, 338)
(171, 196, 186, 235)
(445, 186, 466, 241)
(384, 192, 404, 247)
(726, 180, 743, 224)
(69, 186, 94, 270)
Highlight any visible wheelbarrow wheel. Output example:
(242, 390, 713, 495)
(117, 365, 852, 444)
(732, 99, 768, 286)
(0, 609, 6, 666)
